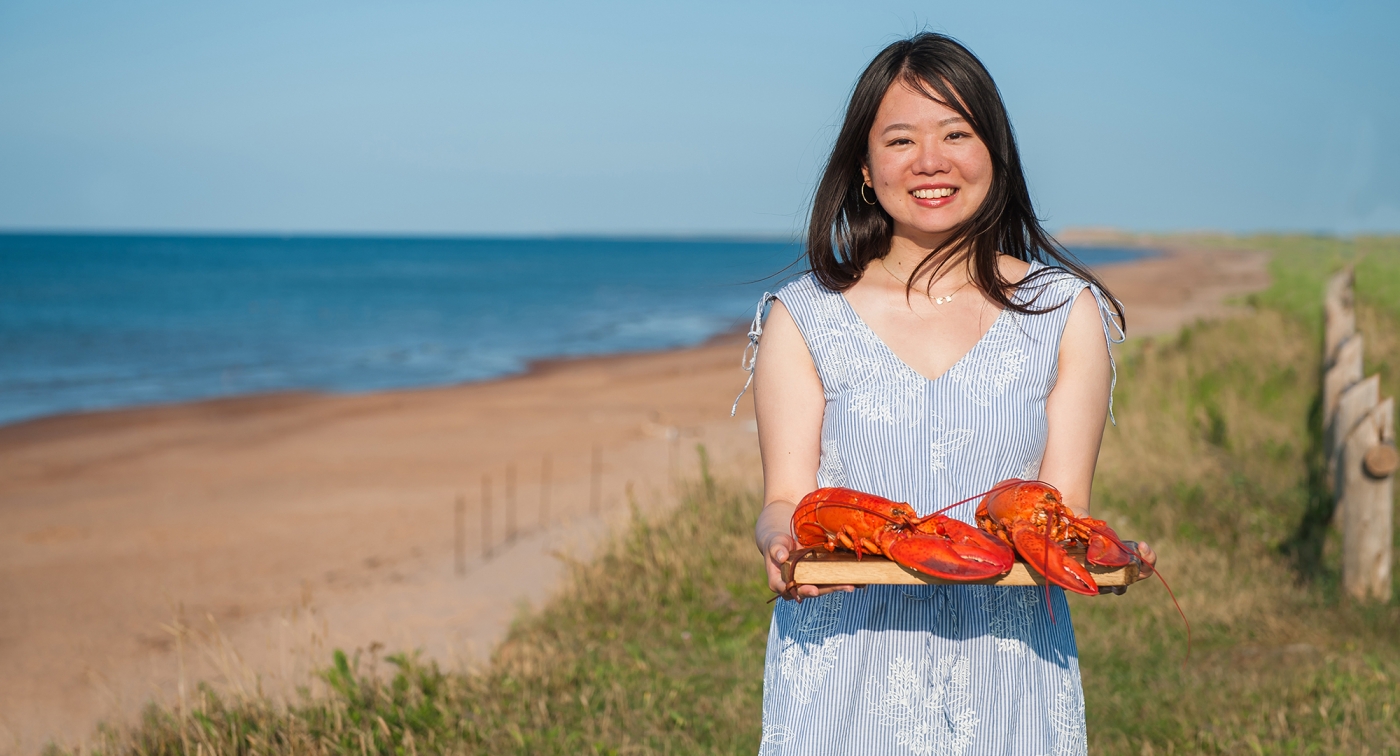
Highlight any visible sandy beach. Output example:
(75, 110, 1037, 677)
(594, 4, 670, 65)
(0, 240, 1268, 752)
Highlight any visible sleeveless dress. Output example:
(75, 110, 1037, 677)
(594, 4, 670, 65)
(742, 262, 1123, 756)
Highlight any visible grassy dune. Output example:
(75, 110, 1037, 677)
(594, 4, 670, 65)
(68, 236, 1399, 755)
(1079, 234, 1400, 753)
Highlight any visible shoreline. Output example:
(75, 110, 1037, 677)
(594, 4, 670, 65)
(0, 239, 1269, 752)
(0, 242, 1172, 438)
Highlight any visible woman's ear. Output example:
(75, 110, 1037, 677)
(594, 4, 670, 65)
(860, 162, 871, 186)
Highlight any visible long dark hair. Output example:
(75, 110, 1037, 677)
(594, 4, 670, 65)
(807, 32, 1124, 326)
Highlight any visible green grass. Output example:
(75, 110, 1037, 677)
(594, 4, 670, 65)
(63, 235, 1400, 755)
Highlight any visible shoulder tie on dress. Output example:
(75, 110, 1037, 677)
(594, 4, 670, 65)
(1088, 283, 1127, 425)
(731, 292, 777, 417)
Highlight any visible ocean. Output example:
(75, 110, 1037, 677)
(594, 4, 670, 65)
(0, 234, 1149, 426)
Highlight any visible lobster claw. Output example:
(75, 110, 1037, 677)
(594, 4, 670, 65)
(886, 520, 1015, 580)
(1010, 527, 1099, 596)
(1083, 518, 1137, 568)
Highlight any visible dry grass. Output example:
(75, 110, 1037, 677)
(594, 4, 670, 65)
(55, 235, 1400, 755)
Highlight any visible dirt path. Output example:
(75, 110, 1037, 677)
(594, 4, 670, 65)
(0, 240, 1269, 753)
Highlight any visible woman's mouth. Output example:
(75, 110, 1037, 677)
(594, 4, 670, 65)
(912, 187, 957, 200)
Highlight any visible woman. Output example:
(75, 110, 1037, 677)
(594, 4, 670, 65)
(746, 33, 1156, 754)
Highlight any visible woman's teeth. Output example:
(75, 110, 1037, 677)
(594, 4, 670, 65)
(912, 188, 956, 199)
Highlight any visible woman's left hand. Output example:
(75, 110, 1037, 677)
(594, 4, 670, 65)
(1098, 540, 1156, 596)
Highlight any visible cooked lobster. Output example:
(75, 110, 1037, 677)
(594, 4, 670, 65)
(778, 486, 1015, 596)
(976, 478, 1189, 655)
(975, 479, 1136, 596)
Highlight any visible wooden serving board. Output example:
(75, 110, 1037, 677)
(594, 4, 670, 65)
(792, 549, 1145, 588)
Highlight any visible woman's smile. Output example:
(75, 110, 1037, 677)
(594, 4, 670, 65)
(910, 184, 958, 206)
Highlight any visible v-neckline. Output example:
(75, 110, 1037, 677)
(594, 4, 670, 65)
(831, 262, 1035, 384)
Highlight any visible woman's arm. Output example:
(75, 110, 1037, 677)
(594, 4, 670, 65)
(1040, 289, 1156, 590)
(752, 298, 852, 599)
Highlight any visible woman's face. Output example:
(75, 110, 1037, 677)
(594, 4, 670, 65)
(862, 80, 993, 247)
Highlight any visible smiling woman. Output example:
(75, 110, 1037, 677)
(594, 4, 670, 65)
(747, 33, 1154, 755)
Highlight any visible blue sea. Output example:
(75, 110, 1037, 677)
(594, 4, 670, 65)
(0, 234, 1150, 427)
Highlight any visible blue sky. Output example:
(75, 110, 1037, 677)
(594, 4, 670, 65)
(1, 1, 1396, 236)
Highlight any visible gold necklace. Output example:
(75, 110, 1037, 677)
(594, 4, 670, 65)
(879, 258, 970, 305)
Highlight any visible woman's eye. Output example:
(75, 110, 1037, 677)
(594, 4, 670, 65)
(946, 131, 971, 141)
(887, 138, 913, 146)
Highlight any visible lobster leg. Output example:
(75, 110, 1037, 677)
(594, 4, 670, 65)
(1010, 527, 1099, 596)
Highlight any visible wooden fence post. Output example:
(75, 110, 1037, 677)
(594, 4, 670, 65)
(540, 454, 552, 528)
(1323, 335, 1364, 434)
(1341, 397, 1396, 602)
(1323, 267, 1355, 364)
(505, 463, 517, 544)
(454, 494, 466, 577)
(590, 445, 602, 515)
(1332, 375, 1380, 491)
(481, 474, 493, 560)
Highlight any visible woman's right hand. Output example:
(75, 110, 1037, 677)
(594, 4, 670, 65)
(762, 532, 855, 601)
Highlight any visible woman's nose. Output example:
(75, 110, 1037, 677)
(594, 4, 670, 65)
(912, 143, 951, 175)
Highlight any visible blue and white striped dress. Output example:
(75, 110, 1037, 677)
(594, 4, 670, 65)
(753, 262, 1120, 756)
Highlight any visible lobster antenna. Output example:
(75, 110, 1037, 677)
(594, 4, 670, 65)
(927, 479, 1023, 519)
(1086, 522, 1192, 664)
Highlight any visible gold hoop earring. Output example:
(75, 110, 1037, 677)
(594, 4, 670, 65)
(859, 183, 877, 206)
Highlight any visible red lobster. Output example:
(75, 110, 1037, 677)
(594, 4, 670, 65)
(976, 478, 1190, 654)
(975, 479, 1137, 596)
(779, 486, 1015, 595)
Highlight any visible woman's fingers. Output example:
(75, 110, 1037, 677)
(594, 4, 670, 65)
(799, 584, 855, 598)
(1135, 540, 1157, 577)
(762, 538, 855, 600)
(1096, 539, 1156, 596)
(765, 537, 799, 596)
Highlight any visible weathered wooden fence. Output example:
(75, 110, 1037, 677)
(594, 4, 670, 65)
(1323, 268, 1398, 602)
(448, 429, 691, 578)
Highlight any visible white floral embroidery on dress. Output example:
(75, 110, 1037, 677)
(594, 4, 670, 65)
(930, 428, 975, 472)
(806, 290, 926, 426)
(807, 285, 849, 326)
(867, 654, 978, 756)
(1020, 456, 1042, 481)
(805, 323, 880, 392)
(818, 438, 849, 487)
(946, 311, 1029, 406)
(848, 361, 925, 426)
(777, 592, 846, 704)
(1046, 674, 1087, 756)
(982, 586, 1041, 656)
(758, 724, 796, 756)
